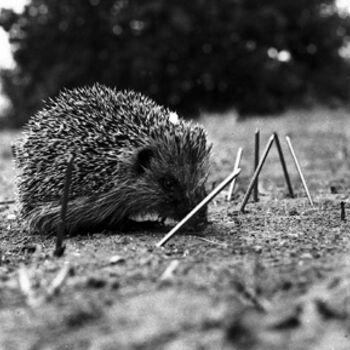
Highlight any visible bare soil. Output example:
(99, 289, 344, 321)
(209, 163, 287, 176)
(1, 108, 350, 349)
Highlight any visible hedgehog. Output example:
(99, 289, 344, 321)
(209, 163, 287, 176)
(13, 83, 211, 235)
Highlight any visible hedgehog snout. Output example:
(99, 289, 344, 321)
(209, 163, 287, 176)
(177, 187, 209, 230)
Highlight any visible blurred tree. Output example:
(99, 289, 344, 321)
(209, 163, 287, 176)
(1, 0, 350, 126)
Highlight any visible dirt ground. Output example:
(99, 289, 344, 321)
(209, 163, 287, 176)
(1, 108, 350, 349)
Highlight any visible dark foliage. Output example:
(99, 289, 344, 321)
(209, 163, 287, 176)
(1, 0, 350, 127)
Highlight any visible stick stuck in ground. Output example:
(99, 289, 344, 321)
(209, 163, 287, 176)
(285, 136, 314, 206)
(227, 147, 243, 201)
(253, 129, 260, 202)
(273, 133, 294, 198)
(239, 134, 275, 212)
(341, 201, 346, 222)
(54, 154, 75, 257)
(156, 168, 242, 247)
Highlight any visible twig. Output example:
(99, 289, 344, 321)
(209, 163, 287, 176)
(156, 168, 242, 247)
(18, 264, 37, 307)
(160, 260, 180, 282)
(46, 263, 71, 299)
(0, 200, 15, 205)
(285, 136, 314, 206)
(233, 280, 268, 313)
(18, 264, 34, 298)
(253, 129, 260, 202)
(54, 154, 75, 257)
(239, 134, 275, 212)
(18, 263, 72, 306)
(273, 132, 294, 198)
(227, 147, 243, 201)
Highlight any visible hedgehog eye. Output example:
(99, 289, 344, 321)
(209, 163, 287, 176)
(160, 176, 178, 192)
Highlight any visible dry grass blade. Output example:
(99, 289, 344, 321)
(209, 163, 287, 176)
(239, 134, 275, 212)
(54, 154, 75, 257)
(195, 236, 229, 247)
(156, 168, 241, 247)
(285, 136, 314, 206)
(227, 147, 243, 201)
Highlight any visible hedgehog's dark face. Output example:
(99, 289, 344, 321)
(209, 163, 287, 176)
(132, 137, 210, 228)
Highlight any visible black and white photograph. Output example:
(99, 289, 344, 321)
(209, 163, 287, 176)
(1, 0, 350, 349)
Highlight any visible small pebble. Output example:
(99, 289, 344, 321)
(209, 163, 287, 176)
(300, 253, 313, 260)
(109, 255, 125, 265)
(6, 213, 16, 220)
(253, 245, 263, 254)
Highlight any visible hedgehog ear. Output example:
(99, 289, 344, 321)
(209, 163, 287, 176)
(135, 147, 154, 174)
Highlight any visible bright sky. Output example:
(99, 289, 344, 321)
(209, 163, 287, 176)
(0, 0, 28, 109)
(338, 0, 350, 12)
(0, 0, 28, 69)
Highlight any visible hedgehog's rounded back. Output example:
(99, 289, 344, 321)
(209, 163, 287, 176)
(14, 84, 211, 234)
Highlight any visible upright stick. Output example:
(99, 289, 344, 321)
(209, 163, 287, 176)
(253, 130, 260, 202)
(273, 133, 294, 198)
(54, 154, 75, 257)
(285, 136, 314, 206)
(341, 201, 346, 222)
(227, 147, 243, 201)
(156, 168, 242, 247)
(239, 134, 275, 212)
